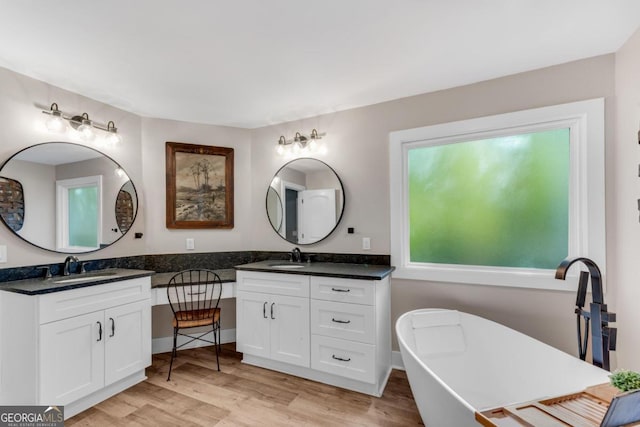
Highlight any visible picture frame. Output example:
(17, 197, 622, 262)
(166, 142, 234, 229)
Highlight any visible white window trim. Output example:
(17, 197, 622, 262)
(389, 98, 605, 291)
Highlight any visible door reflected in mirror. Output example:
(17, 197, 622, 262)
(267, 158, 344, 245)
(0, 142, 138, 253)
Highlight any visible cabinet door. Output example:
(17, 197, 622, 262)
(236, 291, 270, 358)
(270, 294, 310, 367)
(105, 300, 151, 385)
(39, 311, 104, 405)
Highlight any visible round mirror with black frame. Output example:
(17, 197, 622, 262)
(266, 158, 345, 245)
(0, 142, 139, 253)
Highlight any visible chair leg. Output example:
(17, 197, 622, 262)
(167, 326, 178, 381)
(214, 322, 220, 371)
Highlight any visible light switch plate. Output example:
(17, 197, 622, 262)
(0, 245, 7, 263)
(186, 238, 195, 250)
(362, 237, 371, 250)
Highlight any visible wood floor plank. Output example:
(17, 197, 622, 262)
(124, 403, 201, 427)
(66, 344, 423, 426)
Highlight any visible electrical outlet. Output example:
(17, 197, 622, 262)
(0, 245, 7, 263)
(362, 237, 371, 250)
(186, 238, 195, 250)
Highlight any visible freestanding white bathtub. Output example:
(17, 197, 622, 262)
(396, 309, 611, 426)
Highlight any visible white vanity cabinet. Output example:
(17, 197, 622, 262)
(236, 271, 310, 367)
(235, 269, 391, 397)
(0, 277, 151, 418)
(310, 275, 391, 394)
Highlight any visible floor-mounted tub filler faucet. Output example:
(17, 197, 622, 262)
(290, 247, 302, 263)
(555, 257, 617, 371)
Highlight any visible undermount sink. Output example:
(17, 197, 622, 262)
(53, 272, 118, 284)
(269, 263, 306, 269)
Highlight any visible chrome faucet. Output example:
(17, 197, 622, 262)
(555, 257, 616, 371)
(290, 247, 302, 263)
(62, 255, 79, 276)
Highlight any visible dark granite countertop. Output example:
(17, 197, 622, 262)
(234, 261, 394, 280)
(0, 268, 155, 296)
(151, 269, 237, 288)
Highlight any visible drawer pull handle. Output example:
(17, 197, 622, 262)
(109, 317, 115, 337)
(263, 301, 267, 319)
(271, 302, 276, 319)
(188, 291, 205, 296)
(332, 355, 351, 362)
(331, 287, 350, 293)
(97, 321, 103, 342)
(331, 318, 351, 324)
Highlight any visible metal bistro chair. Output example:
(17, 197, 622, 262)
(166, 269, 222, 380)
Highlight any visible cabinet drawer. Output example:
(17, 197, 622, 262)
(311, 335, 375, 384)
(310, 276, 374, 305)
(39, 278, 151, 324)
(236, 271, 309, 297)
(311, 300, 375, 344)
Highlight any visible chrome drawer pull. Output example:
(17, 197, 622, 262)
(332, 355, 351, 362)
(331, 287, 350, 293)
(263, 301, 267, 319)
(96, 321, 103, 342)
(188, 291, 205, 295)
(331, 318, 351, 324)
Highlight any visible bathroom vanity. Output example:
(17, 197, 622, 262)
(0, 269, 153, 418)
(235, 261, 393, 397)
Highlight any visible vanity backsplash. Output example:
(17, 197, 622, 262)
(0, 251, 391, 283)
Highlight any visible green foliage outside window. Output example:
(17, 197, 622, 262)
(408, 128, 570, 269)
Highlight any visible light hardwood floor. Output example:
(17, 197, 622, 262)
(66, 344, 423, 426)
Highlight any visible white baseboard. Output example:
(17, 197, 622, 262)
(391, 350, 405, 370)
(152, 328, 236, 354)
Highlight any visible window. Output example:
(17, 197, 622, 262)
(389, 99, 605, 290)
(56, 175, 103, 252)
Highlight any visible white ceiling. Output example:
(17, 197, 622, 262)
(0, 1, 639, 129)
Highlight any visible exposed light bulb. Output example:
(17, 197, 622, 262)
(106, 131, 122, 146)
(77, 122, 95, 141)
(308, 139, 318, 151)
(46, 114, 67, 133)
(75, 114, 95, 142)
(276, 144, 285, 155)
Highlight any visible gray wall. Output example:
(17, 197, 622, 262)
(1, 32, 639, 370)
(249, 54, 617, 360)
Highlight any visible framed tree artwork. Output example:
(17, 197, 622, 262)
(166, 142, 234, 229)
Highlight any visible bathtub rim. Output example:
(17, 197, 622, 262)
(396, 308, 476, 414)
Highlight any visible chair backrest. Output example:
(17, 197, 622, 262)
(167, 269, 222, 321)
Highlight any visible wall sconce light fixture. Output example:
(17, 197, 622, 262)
(42, 103, 122, 146)
(276, 129, 326, 157)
